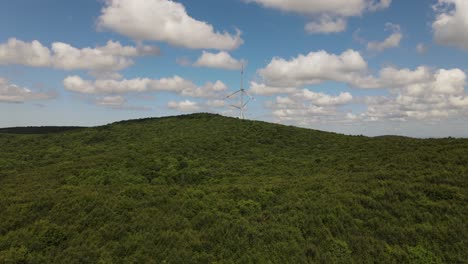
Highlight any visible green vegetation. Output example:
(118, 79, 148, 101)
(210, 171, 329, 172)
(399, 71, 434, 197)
(0, 113, 467, 263)
(0, 126, 84, 135)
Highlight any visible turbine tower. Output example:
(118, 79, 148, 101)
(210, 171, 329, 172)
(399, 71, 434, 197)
(226, 64, 252, 119)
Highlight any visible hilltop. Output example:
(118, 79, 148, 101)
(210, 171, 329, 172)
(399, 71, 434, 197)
(0, 113, 467, 263)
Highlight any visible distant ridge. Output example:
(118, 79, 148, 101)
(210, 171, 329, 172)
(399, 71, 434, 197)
(0, 113, 462, 139)
(0, 126, 85, 134)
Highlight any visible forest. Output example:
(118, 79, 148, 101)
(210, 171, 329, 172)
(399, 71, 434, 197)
(0, 113, 466, 263)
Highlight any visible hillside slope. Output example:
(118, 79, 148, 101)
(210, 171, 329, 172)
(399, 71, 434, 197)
(0, 113, 467, 263)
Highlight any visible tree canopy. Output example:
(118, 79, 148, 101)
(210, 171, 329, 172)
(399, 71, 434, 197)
(0, 113, 466, 263)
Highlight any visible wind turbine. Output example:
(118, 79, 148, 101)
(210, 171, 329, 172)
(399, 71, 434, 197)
(226, 64, 253, 119)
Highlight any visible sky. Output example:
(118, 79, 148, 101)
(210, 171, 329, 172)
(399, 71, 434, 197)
(1, 0, 468, 137)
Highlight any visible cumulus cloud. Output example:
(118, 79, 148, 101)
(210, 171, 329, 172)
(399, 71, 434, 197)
(361, 67, 468, 121)
(63, 75, 170, 94)
(305, 17, 347, 34)
(0, 38, 159, 73)
(367, 23, 402, 52)
(63, 75, 228, 99)
(377, 66, 434, 88)
(168, 98, 227, 113)
(256, 49, 371, 88)
(270, 65, 468, 123)
(350, 67, 468, 121)
(253, 49, 455, 97)
(267, 90, 355, 125)
(253, 49, 468, 123)
(298, 90, 353, 106)
(51, 40, 159, 72)
(0, 38, 51, 67)
(449, 96, 468, 107)
(180, 81, 228, 98)
(194, 51, 244, 70)
(360, 66, 466, 93)
(367, 0, 392, 11)
(252, 50, 458, 95)
(245, 0, 389, 16)
(272, 107, 339, 124)
(168, 100, 201, 112)
(0, 78, 55, 103)
(433, 0, 468, 50)
(245, 0, 391, 34)
(249, 82, 297, 96)
(98, 0, 243, 50)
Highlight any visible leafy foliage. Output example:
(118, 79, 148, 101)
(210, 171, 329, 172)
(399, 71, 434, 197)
(0, 113, 467, 263)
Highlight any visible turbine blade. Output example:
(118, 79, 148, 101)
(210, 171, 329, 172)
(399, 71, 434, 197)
(226, 90, 241, 98)
(229, 104, 241, 109)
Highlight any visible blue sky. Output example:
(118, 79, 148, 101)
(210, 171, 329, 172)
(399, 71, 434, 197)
(1, 0, 468, 137)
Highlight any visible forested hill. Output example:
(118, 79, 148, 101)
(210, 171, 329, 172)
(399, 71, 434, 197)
(0, 126, 84, 134)
(0, 113, 467, 263)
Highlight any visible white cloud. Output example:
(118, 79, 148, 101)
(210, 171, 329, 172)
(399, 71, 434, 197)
(0, 38, 51, 67)
(51, 42, 128, 72)
(249, 82, 297, 96)
(256, 49, 370, 88)
(51, 40, 159, 72)
(98, 0, 243, 50)
(368, 0, 392, 11)
(252, 50, 466, 98)
(270, 65, 468, 123)
(168, 98, 227, 113)
(365, 66, 466, 94)
(378, 66, 434, 88)
(298, 90, 353, 106)
(449, 96, 468, 107)
(433, 0, 468, 50)
(268, 92, 354, 125)
(254, 49, 468, 123)
(0, 78, 55, 103)
(367, 23, 402, 52)
(245, 0, 391, 34)
(63, 75, 228, 99)
(272, 107, 338, 124)
(264, 88, 355, 125)
(361, 67, 468, 121)
(168, 100, 201, 112)
(245, 0, 389, 16)
(194, 51, 244, 70)
(416, 43, 428, 54)
(0, 38, 159, 73)
(205, 99, 226, 108)
(305, 17, 347, 34)
(275, 96, 297, 107)
(180, 80, 228, 98)
(96, 95, 126, 106)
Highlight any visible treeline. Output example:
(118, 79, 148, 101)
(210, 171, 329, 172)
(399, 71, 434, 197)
(0, 126, 84, 135)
